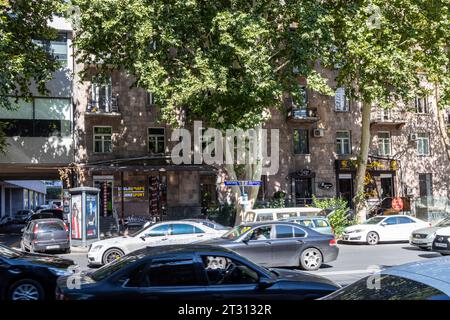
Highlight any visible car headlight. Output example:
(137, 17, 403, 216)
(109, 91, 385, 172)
(90, 245, 103, 252)
(49, 267, 72, 277)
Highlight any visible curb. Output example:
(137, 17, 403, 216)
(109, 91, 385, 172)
(70, 246, 89, 253)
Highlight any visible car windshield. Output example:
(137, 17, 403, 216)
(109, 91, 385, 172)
(436, 218, 450, 227)
(90, 253, 145, 281)
(221, 225, 253, 240)
(0, 244, 22, 259)
(363, 217, 385, 225)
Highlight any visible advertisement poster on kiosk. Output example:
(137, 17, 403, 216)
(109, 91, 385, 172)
(71, 194, 82, 240)
(85, 194, 98, 239)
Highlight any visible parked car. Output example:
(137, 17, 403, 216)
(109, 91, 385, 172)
(432, 226, 450, 255)
(183, 219, 231, 231)
(342, 215, 430, 245)
(280, 216, 333, 235)
(322, 256, 450, 300)
(200, 221, 338, 271)
(26, 209, 65, 223)
(0, 244, 74, 300)
(20, 219, 70, 254)
(410, 217, 450, 250)
(0, 216, 13, 226)
(242, 207, 327, 224)
(56, 244, 340, 300)
(12, 209, 34, 224)
(87, 220, 227, 266)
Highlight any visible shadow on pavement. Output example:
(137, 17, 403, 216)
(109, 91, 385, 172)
(418, 253, 442, 259)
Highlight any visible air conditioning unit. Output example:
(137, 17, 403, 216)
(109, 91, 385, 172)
(313, 128, 324, 137)
(409, 133, 418, 141)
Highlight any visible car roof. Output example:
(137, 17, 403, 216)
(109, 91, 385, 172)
(382, 257, 450, 295)
(32, 218, 65, 223)
(247, 207, 323, 214)
(284, 216, 328, 220)
(136, 244, 238, 257)
(239, 221, 313, 228)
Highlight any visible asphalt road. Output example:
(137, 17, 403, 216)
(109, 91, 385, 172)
(1, 224, 442, 286)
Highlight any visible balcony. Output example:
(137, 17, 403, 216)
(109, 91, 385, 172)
(287, 107, 319, 123)
(85, 96, 120, 116)
(370, 109, 406, 129)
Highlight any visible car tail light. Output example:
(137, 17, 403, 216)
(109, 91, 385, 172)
(33, 224, 39, 234)
(329, 239, 337, 246)
(64, 223, 69, 232)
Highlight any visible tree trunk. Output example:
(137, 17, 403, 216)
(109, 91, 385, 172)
(435, 85, 450, 162)
(354, 101, 372, 222)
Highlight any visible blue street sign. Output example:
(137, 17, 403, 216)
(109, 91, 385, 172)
(224, 181, 262, 186)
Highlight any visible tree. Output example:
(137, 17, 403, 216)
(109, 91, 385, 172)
(0, 0, 64, 151)
(325, 0, 450, 221)
(72, 0, 335, 224)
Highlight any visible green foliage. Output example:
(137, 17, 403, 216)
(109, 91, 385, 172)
(206, 203, 236, 227)
(72, 0, 335, 130)
(311, 196, 355, 237)
(0, 0, 63, 151)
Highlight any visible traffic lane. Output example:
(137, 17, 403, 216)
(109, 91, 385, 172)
(303, 242, 442, 285)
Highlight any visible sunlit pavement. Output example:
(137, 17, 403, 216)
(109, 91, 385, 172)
(1, 226, 442, 286)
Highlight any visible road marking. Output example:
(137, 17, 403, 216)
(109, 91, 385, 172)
(314, 269, 382, 276)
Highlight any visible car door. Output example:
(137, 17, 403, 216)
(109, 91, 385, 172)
(169, 223, 204, 245)
(23, 221, 33, 247)
(199, 254, 273, 300)
(137, 256, 209, 300)
(229, 225, 273, 266)
(397, 216, 419, 240)
(270, 225, 305, 267)
(379, 217, 402, 241)
(126, 224, 170, 252)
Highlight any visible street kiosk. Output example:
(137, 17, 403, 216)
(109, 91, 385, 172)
(69, 187, 100, 247)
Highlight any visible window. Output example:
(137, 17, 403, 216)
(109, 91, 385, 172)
(314, 219, 330, 228)
(255, 213, 273, 222)
(170, 224, 204, 235)
(325, 274, 449, 300)
(293, 129, 309, 154)
(377, 109, 391, 121)
(201, 256, 259, 285)
(146, 92, 155, 106)
(297, 219, 314, 228)
(144, 224, 170, 237)
(33, 32, 68, 66)
(275, 225, 293, 239)
(93, 127, 112, 153)
(335, 87, 350, 111)
(91, 76, 112, 112)
(0, 98, 71, 137)
(336, 131, 351, 155)
(384, 217, 397, 225)
(398, 217, 414, 224)
(148, 128, 165, 154)
(293, 85, 308, 108)
(248, 226, 272, 241)
(419, 173, 433, 197)
(145, 259, 198, 286)
(293, 227, 306, 238)
(378, 132, 391, 156)
(415, 96, 430, 114)
(417, 133, 430, 156)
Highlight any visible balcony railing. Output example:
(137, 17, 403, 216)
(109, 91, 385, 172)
(287, 107, 318, 122)
(370, 109, 406, 129)
(86, 96, 119, 114)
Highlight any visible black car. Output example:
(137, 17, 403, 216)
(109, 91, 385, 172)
(200, 222, 339, 271)
(0, 244, 74, 300)
(56, 244, 340, 300)
(12, 209, 34, 224)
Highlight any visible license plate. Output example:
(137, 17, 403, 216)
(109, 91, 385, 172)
(46, 245, 60, 249)
(435, 242, 448, 248)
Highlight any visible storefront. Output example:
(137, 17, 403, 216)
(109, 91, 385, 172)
(288, 169, 316, 206)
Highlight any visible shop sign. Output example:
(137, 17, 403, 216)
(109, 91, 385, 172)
(224, 181, 262, 186)
(318, 182, 333, 190)
(117, 186, 145, 198)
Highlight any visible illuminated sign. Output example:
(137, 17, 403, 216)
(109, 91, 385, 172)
(117, 186, 145, 198)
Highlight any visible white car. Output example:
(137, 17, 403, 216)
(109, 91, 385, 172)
(87, 220, 226, 266)
(342, 215, 430, 245)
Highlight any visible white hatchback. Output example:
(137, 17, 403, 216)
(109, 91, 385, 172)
(342, 215, 430, 245)
(87, 220, 226, 266)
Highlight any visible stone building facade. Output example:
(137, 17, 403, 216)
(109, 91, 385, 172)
(71, 63, 450, 222)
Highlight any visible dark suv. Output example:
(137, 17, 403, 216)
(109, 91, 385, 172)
(20, 219, 70, 254)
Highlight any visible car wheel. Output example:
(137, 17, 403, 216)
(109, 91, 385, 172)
(63, 248, 71, 254)
(102, 248, 124, 264)
(8, 279, 45, 301)
(299, 248, 323, 271)
(367, 232, 379, 245)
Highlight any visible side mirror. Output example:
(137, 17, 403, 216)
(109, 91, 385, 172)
(143, 221, 151, 228)
(140, 236, 146, 241)
(380, 222, 387, 226)
(257, 278, 274, 290)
